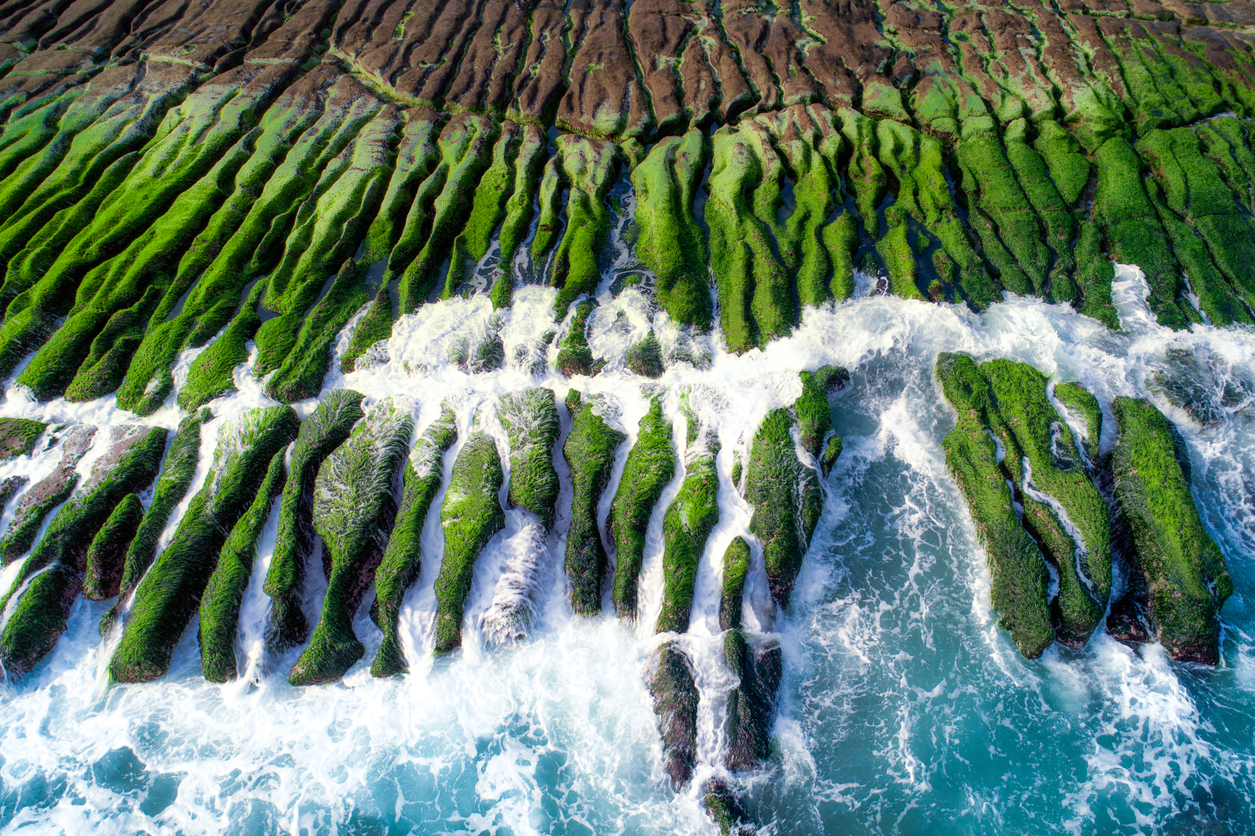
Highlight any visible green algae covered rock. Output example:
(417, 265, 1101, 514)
(498, 389, 560, 529)
(1112, 397, 1232, 664)
(0, 425, 96, 565)
(626, 331, 665, 379)
(980, 359, 1111, 647)
(720, 537, 751, 632)
(0, 418, 45, 461)
(102, 409, 209, 635)
(110, 406, 300, 683)
(433, 429, 505, 654)
(795, 365, 849, 470)
(936, 353, 1053, 659)
(647, 639, 699, 790)
(724, 629, 783, 772)
(703, 778, 752, 835)
(198, 451, 286, 683)
(746, 408, 822, 610)
(371, 407, 458, 677)
(563, 391, 626, 617)
(1054, 382, 1104, 469)
(609, 395, 676, 619)
(291, 398, 413, 685)
(657, 425, 720, 634)
(82, 492, 144, 601)
(264, 389, 365, 652)
(556, 300, 597, 377)
(0, 427, 166, 678)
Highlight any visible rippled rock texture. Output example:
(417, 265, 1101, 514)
(1, 0, 1255, 401)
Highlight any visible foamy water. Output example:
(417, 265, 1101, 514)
(0, 266, 1252, 834)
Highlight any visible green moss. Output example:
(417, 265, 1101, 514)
(0, 427, 165, 678)
(397, 115, 500, 314)
(498, 390, 560, 529)
(0, 417, 45, 460)
(496, 125, 546, 269)
(291, 399, 413, 685)
(266, 259, 370, 403)
(1094, 138, 1187, 330)
(264, 389, 365, 652)
(1032, 121, 1092, 206)
(110, 406, 300, 683)
(745, 408, 821, 609)
(198, 450, 285, 683)
(0, 425, 95, 565)
(564, 391, 627, 616)
(442, 124, 520, 298)
(178, 284, 264, 412)
(632, 130, 711, 328)
(433, 430, 505, 654)
(371, 407, 458, 677)
(101, 409, 209, 635)
(626, 331, 665, 379)
(610, 396, 676, 619)
(82, 493, 144, 601)
(980, 359, 1111, 644)
(549, 136, 617, 317)
(657, 428, 720, 634)
(555, 300, 596, 377)
(935, 353, 1053, 658)
(795, 365, 847, 464)
(340, 289, 394, 373)
(720, 537, 750, 632)
(1112, 397, 1232, 664)
(1053, 382, 1103, 468)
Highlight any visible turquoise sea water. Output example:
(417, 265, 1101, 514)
(1, 268, 1252, 835)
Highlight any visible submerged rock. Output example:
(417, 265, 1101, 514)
(647, 639, 699, 790)
(724, 629, 783, 772)
(1112, 397, 1232, 664)
(0, 425, 96, 565)
(291, 398, 413, 685)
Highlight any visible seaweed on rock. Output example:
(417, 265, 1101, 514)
(109, 406, 300, 683)
(609, 395, 676, 619)
(647, 639, 699, 790)
(433, 428, 505, 654)
(1112, 397, 1232, 664)
(371, 407, 457, 677)
(199, 451, 286, 683)
(264, 389, 365, 652)
(563, 391, 626, 617)
(656, 417, 720, 634)
(497, 389, 561, 530)
(290, 398, 413, 685)
(0, 427, 166, 679)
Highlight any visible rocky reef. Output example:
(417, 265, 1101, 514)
(0, 0, 1252, 830)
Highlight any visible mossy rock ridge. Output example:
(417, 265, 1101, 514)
(371, 406, 458, 677)
(0, 427, 165, 678)
(1112, 397, 1232, 664)
(198, 451, 286, 683)
(563, 391, 626, 617)
(109, 406, 300, 683)
(609, 395, 677, 619)
(433, 429, 505, 654)
(102, 409, 209, 636)
(498, 389, 561, 530)
(263, 389, 365, 652)
(290, 398, 413, 685)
